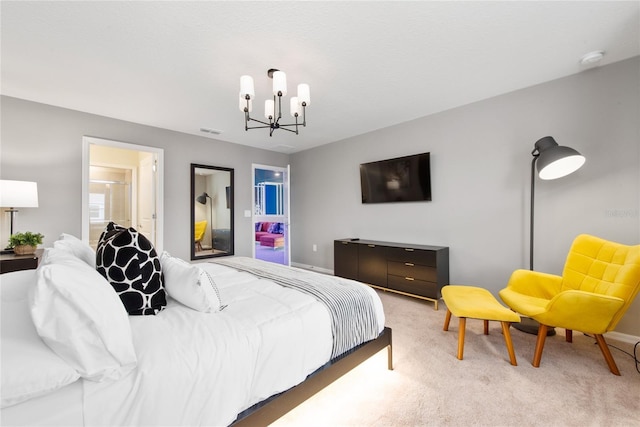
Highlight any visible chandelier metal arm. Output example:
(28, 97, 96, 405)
(243, 95, 307, 137)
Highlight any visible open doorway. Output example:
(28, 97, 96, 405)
(252, 164, 290, 265)
(82, 137, 164, 251)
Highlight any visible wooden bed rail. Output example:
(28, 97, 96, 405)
(232, 326, 393, 427)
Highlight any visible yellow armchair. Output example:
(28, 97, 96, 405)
(499, 234, 640, 375)
(194, 220, 207, 251)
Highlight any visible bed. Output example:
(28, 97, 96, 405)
(1, 235, 391, 426)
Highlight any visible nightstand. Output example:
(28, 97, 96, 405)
(0, 249, 43, 274)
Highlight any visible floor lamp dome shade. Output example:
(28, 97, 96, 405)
(196, 192, 210, 204)
(533, 136, 586, 180)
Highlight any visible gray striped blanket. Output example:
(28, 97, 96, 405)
(211, 257, 380, 359)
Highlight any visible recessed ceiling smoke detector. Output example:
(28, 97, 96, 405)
(579, 50, 605, 66)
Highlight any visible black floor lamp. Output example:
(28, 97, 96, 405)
(196, 192, 214, 250)
(514, 136, 586, 335)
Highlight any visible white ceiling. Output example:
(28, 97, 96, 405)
(2, 1, 638, 153)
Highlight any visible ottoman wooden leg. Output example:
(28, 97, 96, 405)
(457, 317, 466, 360)
(443, 309, 452, 331)
(501, 321, 517, 366)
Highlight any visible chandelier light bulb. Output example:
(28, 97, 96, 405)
(290, 97, 301, 117)
(297, 83, 310, 106)
(264, 99, 275, 119)
(272, 71, 287, 96)
(240, 75, 255, 98)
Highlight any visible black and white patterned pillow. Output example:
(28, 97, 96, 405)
(96, 222, 166, 315)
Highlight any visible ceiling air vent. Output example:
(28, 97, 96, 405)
(199, 127, 223, 135)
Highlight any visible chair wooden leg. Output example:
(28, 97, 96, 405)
(483, 320, 489, 335)
(594, 334, 621, 376)
(443, 309, 452, 331)
(565, 329, 573, 343)
(457, 317, 466, 360)
(501, 321, 517, 366)
(532, 324, 549, 367)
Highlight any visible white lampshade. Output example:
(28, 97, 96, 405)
(290, 97, 301, 117)
(239, 92, 252, 112)
(272, 71, 287, 96)
(538, 155, 586, 180)
(297, 83, 310, 106)
(240, 75, 255, 99)
(0, 180, 39, 208)
(265, 99, 275, 119)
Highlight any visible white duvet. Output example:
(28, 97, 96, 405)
(83, 262, 385, 426)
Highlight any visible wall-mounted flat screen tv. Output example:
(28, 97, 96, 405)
(360, 152, 431, 203)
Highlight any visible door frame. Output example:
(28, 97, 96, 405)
(251, 163, 291, 265)
(81, 136, 164, 251)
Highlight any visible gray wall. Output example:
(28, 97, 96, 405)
(0, 96, 289, 261)
(290, 57, 640, 336)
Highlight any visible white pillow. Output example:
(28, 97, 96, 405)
(52, 233, 96, 268)
(29, 248, 137, 382)
(160, 251, 224, 312)
(1, 271, 80, 408)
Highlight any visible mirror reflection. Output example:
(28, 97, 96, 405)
(191, 163, 234, 260)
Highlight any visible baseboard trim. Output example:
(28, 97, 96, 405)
(291, 262, 333, 275)
(605, 331, 640, 345)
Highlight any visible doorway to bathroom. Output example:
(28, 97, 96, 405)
(252, 164, 290, 266)
(82, 136, 164, 251)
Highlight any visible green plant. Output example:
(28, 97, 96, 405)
(8, 231, 44, 248)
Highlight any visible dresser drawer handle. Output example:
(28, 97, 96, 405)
(405, 277, 415, 281)
(341, 241, 349, 245)
(368, 244, 376, 248)
(405, 262, 414, 267)
(404, 248, 414, 252)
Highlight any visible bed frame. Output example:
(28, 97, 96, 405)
(232, 326, 393, 426)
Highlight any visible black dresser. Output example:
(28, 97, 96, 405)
(334, 239, 449, 309)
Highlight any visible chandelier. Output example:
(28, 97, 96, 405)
(239, 69, 310, 137)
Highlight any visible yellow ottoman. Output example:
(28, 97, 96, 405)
(442, 285, 521, 366)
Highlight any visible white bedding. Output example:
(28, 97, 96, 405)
(1, 259, 385, 427)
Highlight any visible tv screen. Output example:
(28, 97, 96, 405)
(360, 152, 431, 203)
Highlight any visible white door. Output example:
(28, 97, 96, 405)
(137, 153, 156, 243)
(252, 164, 291, 266)
(283, 165, 291, 266)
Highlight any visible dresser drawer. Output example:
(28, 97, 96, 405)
(387, 261, 437, 282)
(386, 247, 436, 266)
(387, 274, 439, 299)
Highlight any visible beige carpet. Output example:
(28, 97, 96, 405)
(272, 290, 640, 426)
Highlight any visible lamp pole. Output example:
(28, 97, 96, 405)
(530, 153, 538, 271)
(515, 136, 585, 336)
(196, 192, 214, 251)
